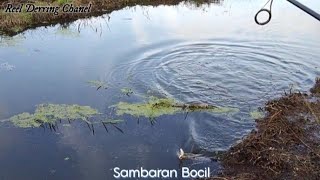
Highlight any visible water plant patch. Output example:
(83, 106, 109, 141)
(9, 104, 99, 128)
(114, 96, 239, 119)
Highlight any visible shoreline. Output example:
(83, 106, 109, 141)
(209, 78, 320, 179)
(0, 0, 214, 36)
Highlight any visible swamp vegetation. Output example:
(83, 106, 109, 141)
(7, 95, 237, 129)
(114, 96, 238, 119)
(4, 80, 320, 179)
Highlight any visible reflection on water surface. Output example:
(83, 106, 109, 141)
(0, 0, 319, 179)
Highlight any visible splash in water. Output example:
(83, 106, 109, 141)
(0, 62, 15, 72)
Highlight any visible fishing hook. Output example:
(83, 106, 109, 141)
(255, 0, 274, 25)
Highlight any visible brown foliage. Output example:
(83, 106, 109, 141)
(210, 79, 320, 180)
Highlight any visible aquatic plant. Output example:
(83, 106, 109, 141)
(10, 104, 99, 128)
(87, 80, 108, 90)
(114, 96, 238, 119)
(250, 110, 264, 119)
(10, 112, 43, 128)
(115, 97, 180, 118)
(102, 119, 124, 124)
(121, 88, 134, 96)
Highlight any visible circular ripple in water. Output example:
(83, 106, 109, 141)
(110, 40, 318, 106)
(108, 40, 319, 150)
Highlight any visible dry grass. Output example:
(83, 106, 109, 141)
(208, 79, 320, 179)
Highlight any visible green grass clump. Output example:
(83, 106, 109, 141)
(10, 112, 43, 128)
(115, 97, 179, 119)
(114, 96, 238, 119)
(10, 104, 99, 128)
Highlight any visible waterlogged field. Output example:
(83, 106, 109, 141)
(0, 0, 319, 179)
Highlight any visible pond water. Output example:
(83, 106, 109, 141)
(0, 0, 319, 179)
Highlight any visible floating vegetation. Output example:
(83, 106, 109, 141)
(121, 88, 134, 96)
(102, 119, 124, 124)
(87, 80, 108, 90)
(0, 62, 15, 72)
(114, 96, 238, 119)
(10, 113, 43, 128)
(9, 104, 99, 128)
(250, 110, 264, 119)
(115, 97, 179, 118)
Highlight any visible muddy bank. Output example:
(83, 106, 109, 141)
(0, 0, 217, 36)
(209, 79, 320, 179)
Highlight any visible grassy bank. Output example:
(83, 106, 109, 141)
(0, 0, 216, 36)
(210, 79, 320, 179)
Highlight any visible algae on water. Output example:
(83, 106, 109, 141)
(250, 110, 264, 119)
(121, 88, 133, 96)
(114, 96, 238, 119)
(10, 112, 43, 128)
(115, 97, 180, 118)
(87, 80, 108, 90)
(8, 98, 238, 128)
(102, 119, 124, 124)
(10, 104, 99, 128)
